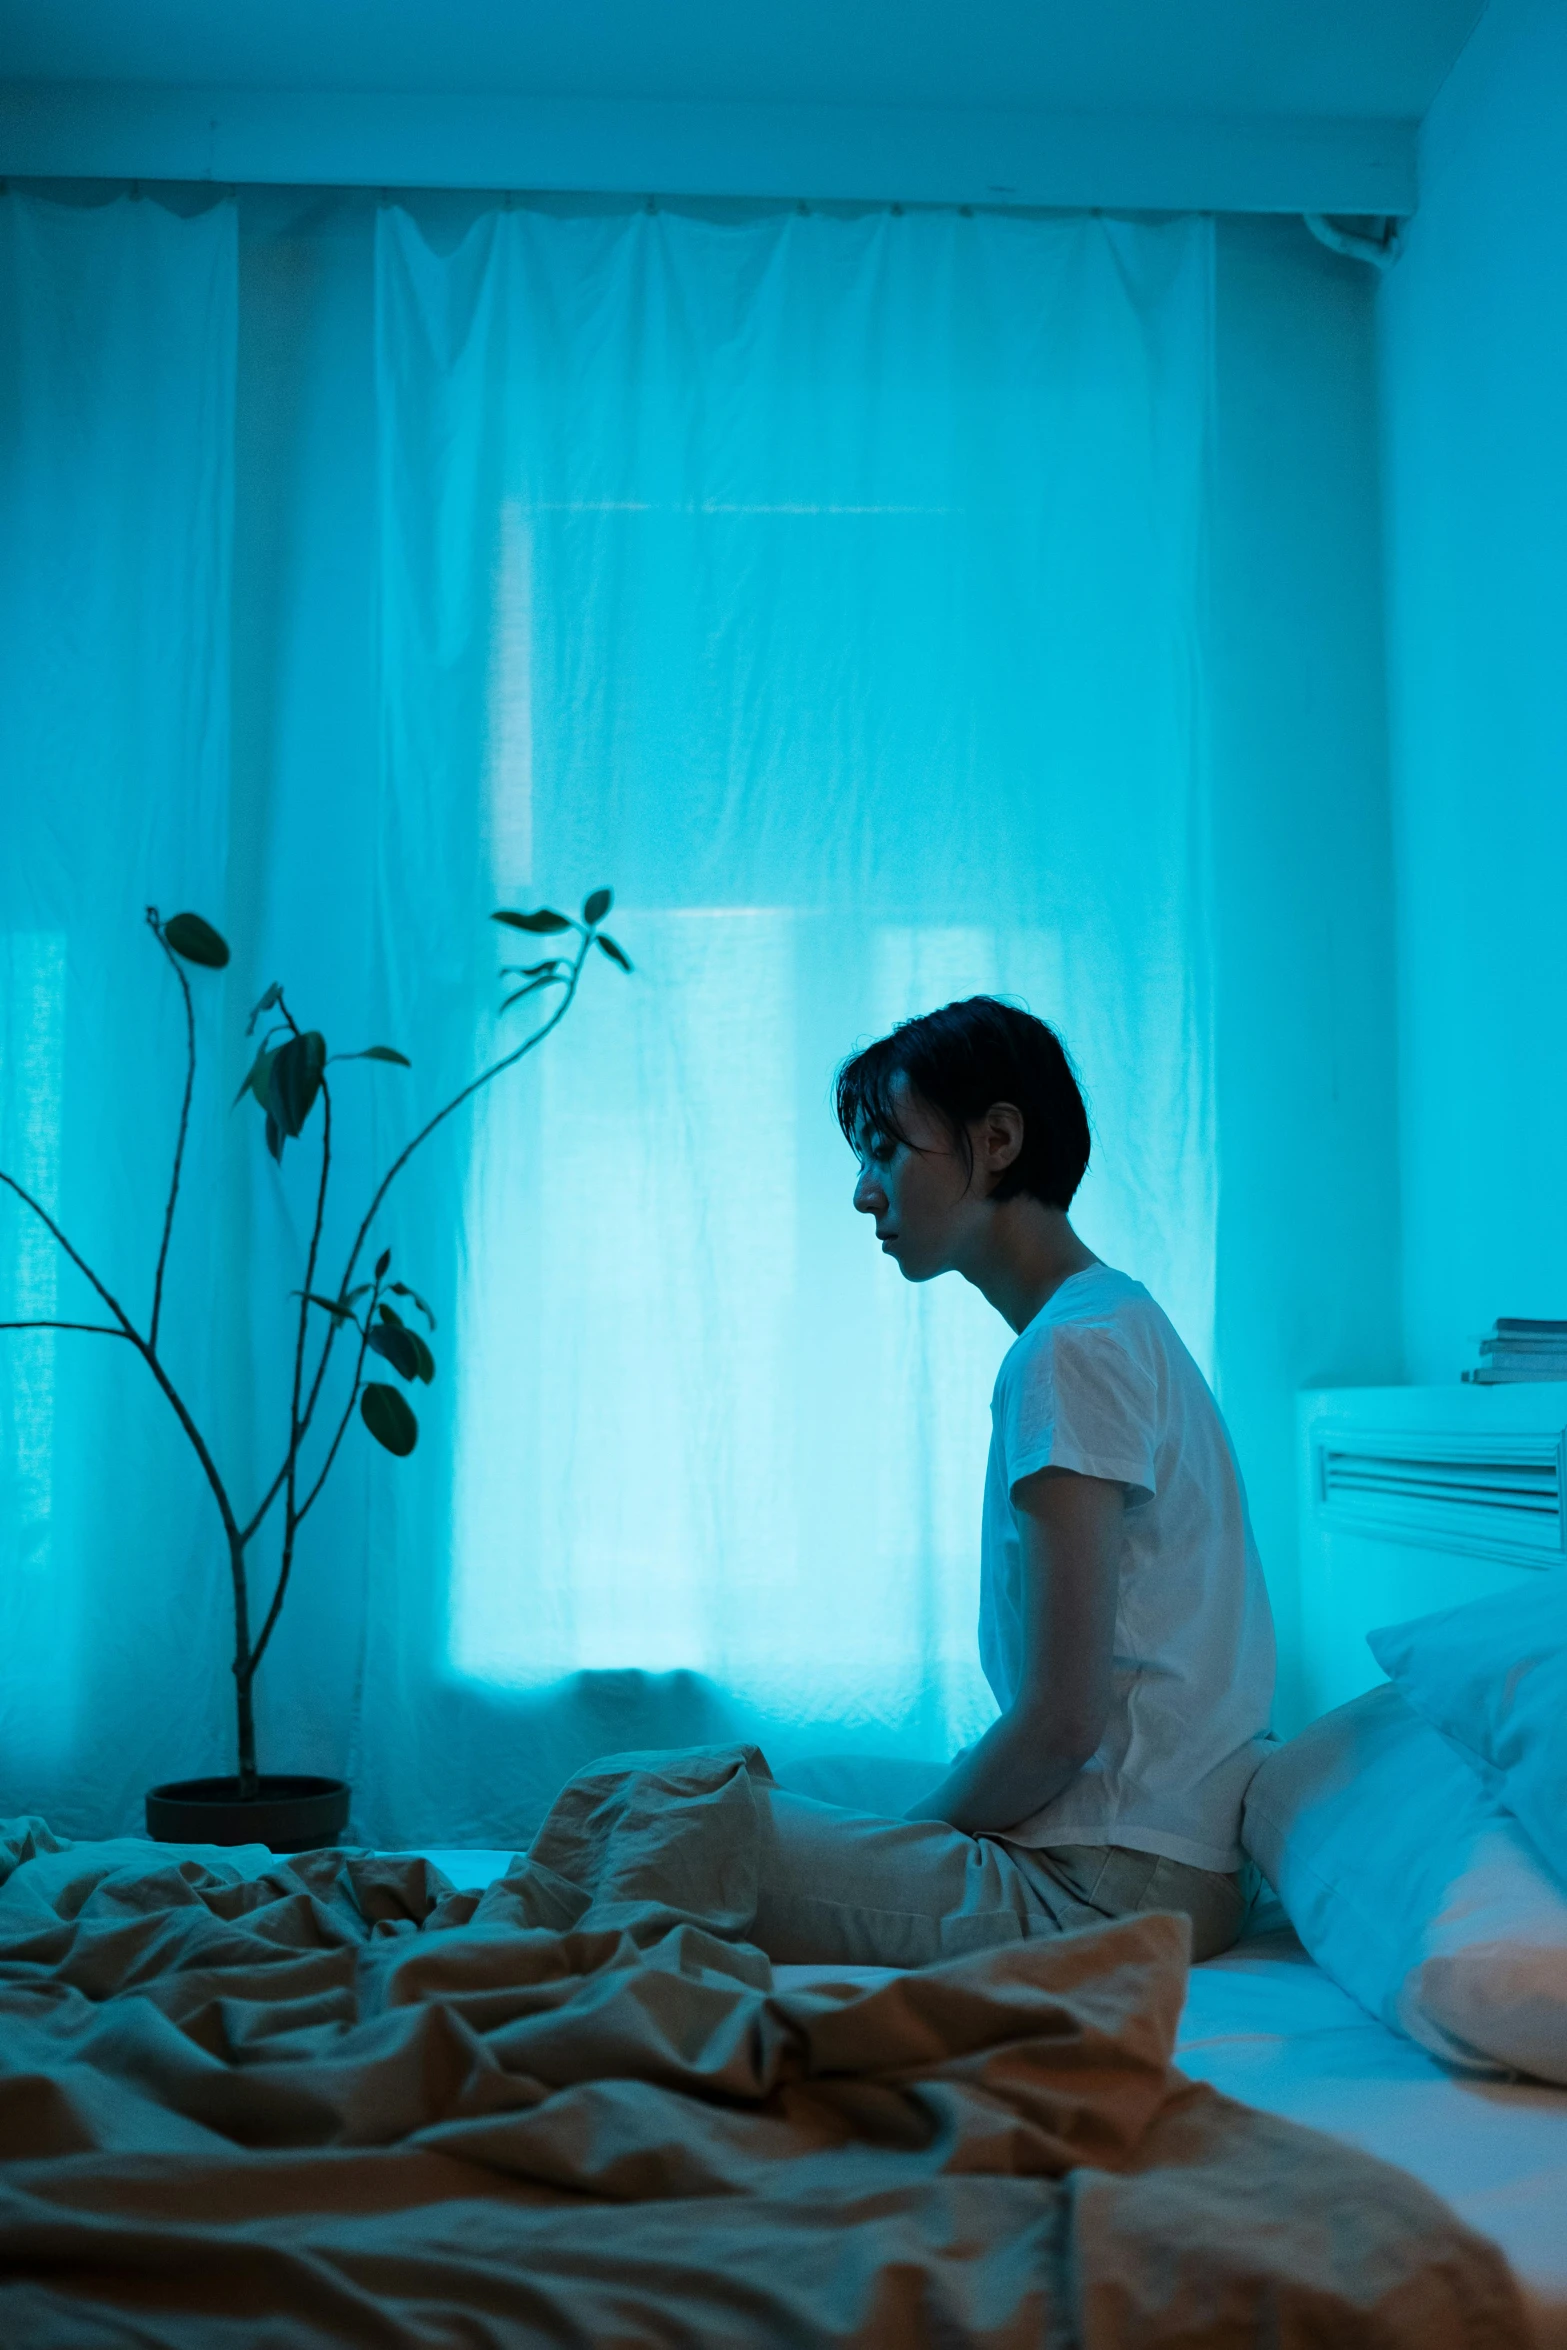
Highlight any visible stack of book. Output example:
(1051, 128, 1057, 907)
(1464, 1319, 1567, 1383)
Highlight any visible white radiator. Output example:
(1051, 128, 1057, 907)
(1297, 1385, 1567, 1720)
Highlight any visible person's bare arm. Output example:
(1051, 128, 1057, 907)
(905, 1468, 1123, 1833)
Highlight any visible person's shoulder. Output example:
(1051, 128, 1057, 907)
(1000, 1265, 1145, 1380)
(1071, 1277, 1221, 1421)
(1018, 1266, 1195, 1390)
(1036, 1262, 1150, 1335)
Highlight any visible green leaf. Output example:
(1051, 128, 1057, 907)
(295, 1290, 359, 1321)
(361, 1382, 418, 1455)
(264, 1112, 284, 1164)
(410, 1332, 436, 1384)
(378, 1301, 404, 1328)
(596, 934, 634, 973)
(499, 959, 565, 979)
(389, 1282, 436, 1328)
(163, 912, 231, 969)
(344, 1284, 371, 1306)
(583, 887, 613, 927)
(233, 1043, 278, 1110)
(375, 1247, 392, 1279)
(266, 1030, 327, 1139)
(251, 1046, 281, 1111)
(331, 1045, 411, 1068)
(246, 981, 282, 1035)
(366, 1322, 421, 1381)
(493, 908, 571, 934)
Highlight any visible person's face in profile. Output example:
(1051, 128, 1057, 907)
(851, 1072, 998, 1284)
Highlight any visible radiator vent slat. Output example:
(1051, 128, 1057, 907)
(1313, 1428, 1566, 1562)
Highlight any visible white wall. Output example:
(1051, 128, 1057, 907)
(1381, 0, 1567, 1381)
(1209, 216, 1404, 1729)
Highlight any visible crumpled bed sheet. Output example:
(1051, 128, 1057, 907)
(0, 1745, 1532, 2348)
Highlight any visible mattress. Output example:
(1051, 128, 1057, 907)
(417, 1849, 1567, 2346)
(1174, 1921, 1567, 2350)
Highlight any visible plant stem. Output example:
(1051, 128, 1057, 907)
(295, 1287, 379, 1526)
(246, 940, 590, 1557)
(342, 939, 590, 1298)
(233, 1532, 259, 1798)
(248, 1083, 335, 1679)
(0, 1165, 252, 1769)
(250, 1276, 377, 1674)
(2, 920, 602, 1805)
(0, 1172, 242, 1545)
(146, 911, 197, 1357)
(0, 1320, 132, 1337)
(234, 990, 316, 1550)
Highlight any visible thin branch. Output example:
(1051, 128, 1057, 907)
(290, 1076, 335, 1466)
(255, 1078, 333, 1668)
(0, 1319, 132, 1337)
(242, 938, 593, 1594)
(292, 1079, 332, 1447)
(250, 1282, 377, 1673)
(0, 1171, 145, 1342)
(244, 939, 591, 1553)
(339, 936, 590, 1300)
(234, 989, 310, 1550)
(147, 911, 197, 1355)
(238, 1450, 290, 1552)
(292, 1302, 374, 1527)
(0, 1167, 241, 1548)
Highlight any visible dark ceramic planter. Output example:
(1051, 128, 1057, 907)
(145, 1774, 352, 1852)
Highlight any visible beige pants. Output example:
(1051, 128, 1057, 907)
(752, 1786, 1247, 1968)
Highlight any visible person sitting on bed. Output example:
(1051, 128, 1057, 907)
(749, 996, 1275, 1968)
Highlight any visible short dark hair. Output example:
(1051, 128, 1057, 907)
(835, 997, 1090, 1209)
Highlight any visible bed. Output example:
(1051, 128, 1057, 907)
(1174, 1917, 1567, 2350)
(0, 1767, 1547, 2349)
(419, 1847, 1567, 2350)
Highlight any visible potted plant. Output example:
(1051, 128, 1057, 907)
(0, 889, 631, 1850)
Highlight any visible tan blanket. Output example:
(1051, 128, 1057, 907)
(0, 1747, 1530, 2347)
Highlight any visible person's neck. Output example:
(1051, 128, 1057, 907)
(959, 1203, 1099, 1335)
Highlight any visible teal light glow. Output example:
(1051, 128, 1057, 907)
(11, 183, 1421, 1848)
(0, 935, 66, 1606)
(371, 199, 1221, 1768)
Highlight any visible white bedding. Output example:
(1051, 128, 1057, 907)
(417, 1850, 1567, 2346)
(1175, 1922, 1567, 2350)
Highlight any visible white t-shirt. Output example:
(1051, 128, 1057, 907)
(979, 1263, 1274, 1873)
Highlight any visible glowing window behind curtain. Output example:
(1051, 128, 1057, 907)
(378, 201, 1216, 1765)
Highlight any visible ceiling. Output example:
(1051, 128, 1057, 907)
(0, 0, 1485, 116)
(0, 0, 1487, 210)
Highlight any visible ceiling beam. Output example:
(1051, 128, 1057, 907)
(0, 83, 1417, 213)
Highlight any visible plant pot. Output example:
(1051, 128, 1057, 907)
(145, 1774, 352, 1853)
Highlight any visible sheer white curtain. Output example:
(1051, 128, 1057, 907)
(0, 192, 238, 1830)
(0, 190, 1214, 1844)
(366, 201, 1217, 1836)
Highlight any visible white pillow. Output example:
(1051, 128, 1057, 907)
(1242, 1680, 1567, 2082)
(1368, 1575, 1567, 1891)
